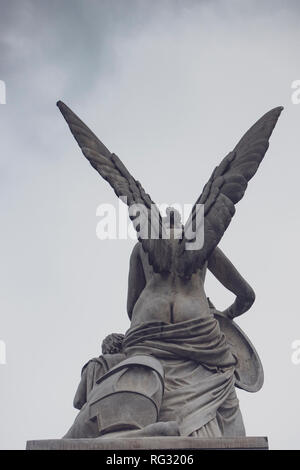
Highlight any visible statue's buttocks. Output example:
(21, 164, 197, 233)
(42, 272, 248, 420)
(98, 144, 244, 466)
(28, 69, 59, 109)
(130, 269, 211, 327)
(130, 288, 211, 327)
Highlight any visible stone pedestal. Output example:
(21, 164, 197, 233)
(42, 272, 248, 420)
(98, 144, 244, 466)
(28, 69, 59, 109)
(26, 436, 268, 450)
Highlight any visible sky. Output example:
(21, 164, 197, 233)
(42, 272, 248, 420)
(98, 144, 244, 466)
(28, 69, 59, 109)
(0, 0, 300, 450)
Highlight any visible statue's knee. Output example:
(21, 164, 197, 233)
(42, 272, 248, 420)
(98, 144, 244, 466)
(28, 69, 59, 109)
(88, 355, 164, 435)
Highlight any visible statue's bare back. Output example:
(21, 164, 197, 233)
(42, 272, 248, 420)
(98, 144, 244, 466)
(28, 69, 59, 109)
(130, 232, 211, 327)
(131, 273, 210, 327)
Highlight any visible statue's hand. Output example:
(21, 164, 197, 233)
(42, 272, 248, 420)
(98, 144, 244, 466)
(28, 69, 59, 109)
(221, 288, 256, 320)
(220, 307, 235, 321)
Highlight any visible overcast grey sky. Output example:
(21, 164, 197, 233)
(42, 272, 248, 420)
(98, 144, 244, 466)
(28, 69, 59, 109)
(0, 0, 300, 449)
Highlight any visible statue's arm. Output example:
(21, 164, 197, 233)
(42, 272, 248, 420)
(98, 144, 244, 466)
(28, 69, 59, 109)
(127, 242, 146, 320)
(73, 359, 106, 410)
(207, 246, 255, 319)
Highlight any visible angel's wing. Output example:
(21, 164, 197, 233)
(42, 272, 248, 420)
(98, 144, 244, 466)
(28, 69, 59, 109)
(176, 106, 283, 278)
(57, 101, 171, 273)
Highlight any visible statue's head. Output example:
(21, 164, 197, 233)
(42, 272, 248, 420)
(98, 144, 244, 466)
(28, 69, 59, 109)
(101, 333, 124, 354)
(162, 207, 182, 229)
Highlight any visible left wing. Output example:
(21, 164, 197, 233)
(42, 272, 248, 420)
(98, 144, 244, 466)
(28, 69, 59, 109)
(57, 101, 172, 273)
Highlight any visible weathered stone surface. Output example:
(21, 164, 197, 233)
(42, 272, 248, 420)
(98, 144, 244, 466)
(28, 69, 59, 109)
(26, 436, 268, 450)
(55, 101, 283, 440)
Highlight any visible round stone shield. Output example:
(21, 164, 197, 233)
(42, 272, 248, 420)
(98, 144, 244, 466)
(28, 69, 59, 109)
(214, 311, 264, 392)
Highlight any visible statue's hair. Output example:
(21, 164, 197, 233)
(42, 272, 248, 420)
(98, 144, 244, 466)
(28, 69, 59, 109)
(162, 206, 182, 228)
(101, 333, 124, 354)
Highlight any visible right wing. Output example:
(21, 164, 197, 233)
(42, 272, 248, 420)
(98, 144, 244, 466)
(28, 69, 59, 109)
(176, 106, 283, 278)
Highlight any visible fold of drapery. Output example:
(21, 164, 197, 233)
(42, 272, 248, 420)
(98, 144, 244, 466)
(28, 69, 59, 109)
(123, 317, 242, 436)
(124, 316, 237, 370)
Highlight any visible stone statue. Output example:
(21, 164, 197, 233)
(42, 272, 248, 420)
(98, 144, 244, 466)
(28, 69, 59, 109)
(73, 334, 125, 411)
(57, 101, 282, 440)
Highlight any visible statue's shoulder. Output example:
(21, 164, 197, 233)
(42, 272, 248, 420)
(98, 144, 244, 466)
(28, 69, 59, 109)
(130, 241, 144, 259)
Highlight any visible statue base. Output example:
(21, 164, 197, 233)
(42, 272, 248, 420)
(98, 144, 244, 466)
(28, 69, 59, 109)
(26, 436, 268, 450)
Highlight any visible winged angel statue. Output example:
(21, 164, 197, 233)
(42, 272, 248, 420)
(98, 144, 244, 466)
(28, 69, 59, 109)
(57, 101, 282, 439)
